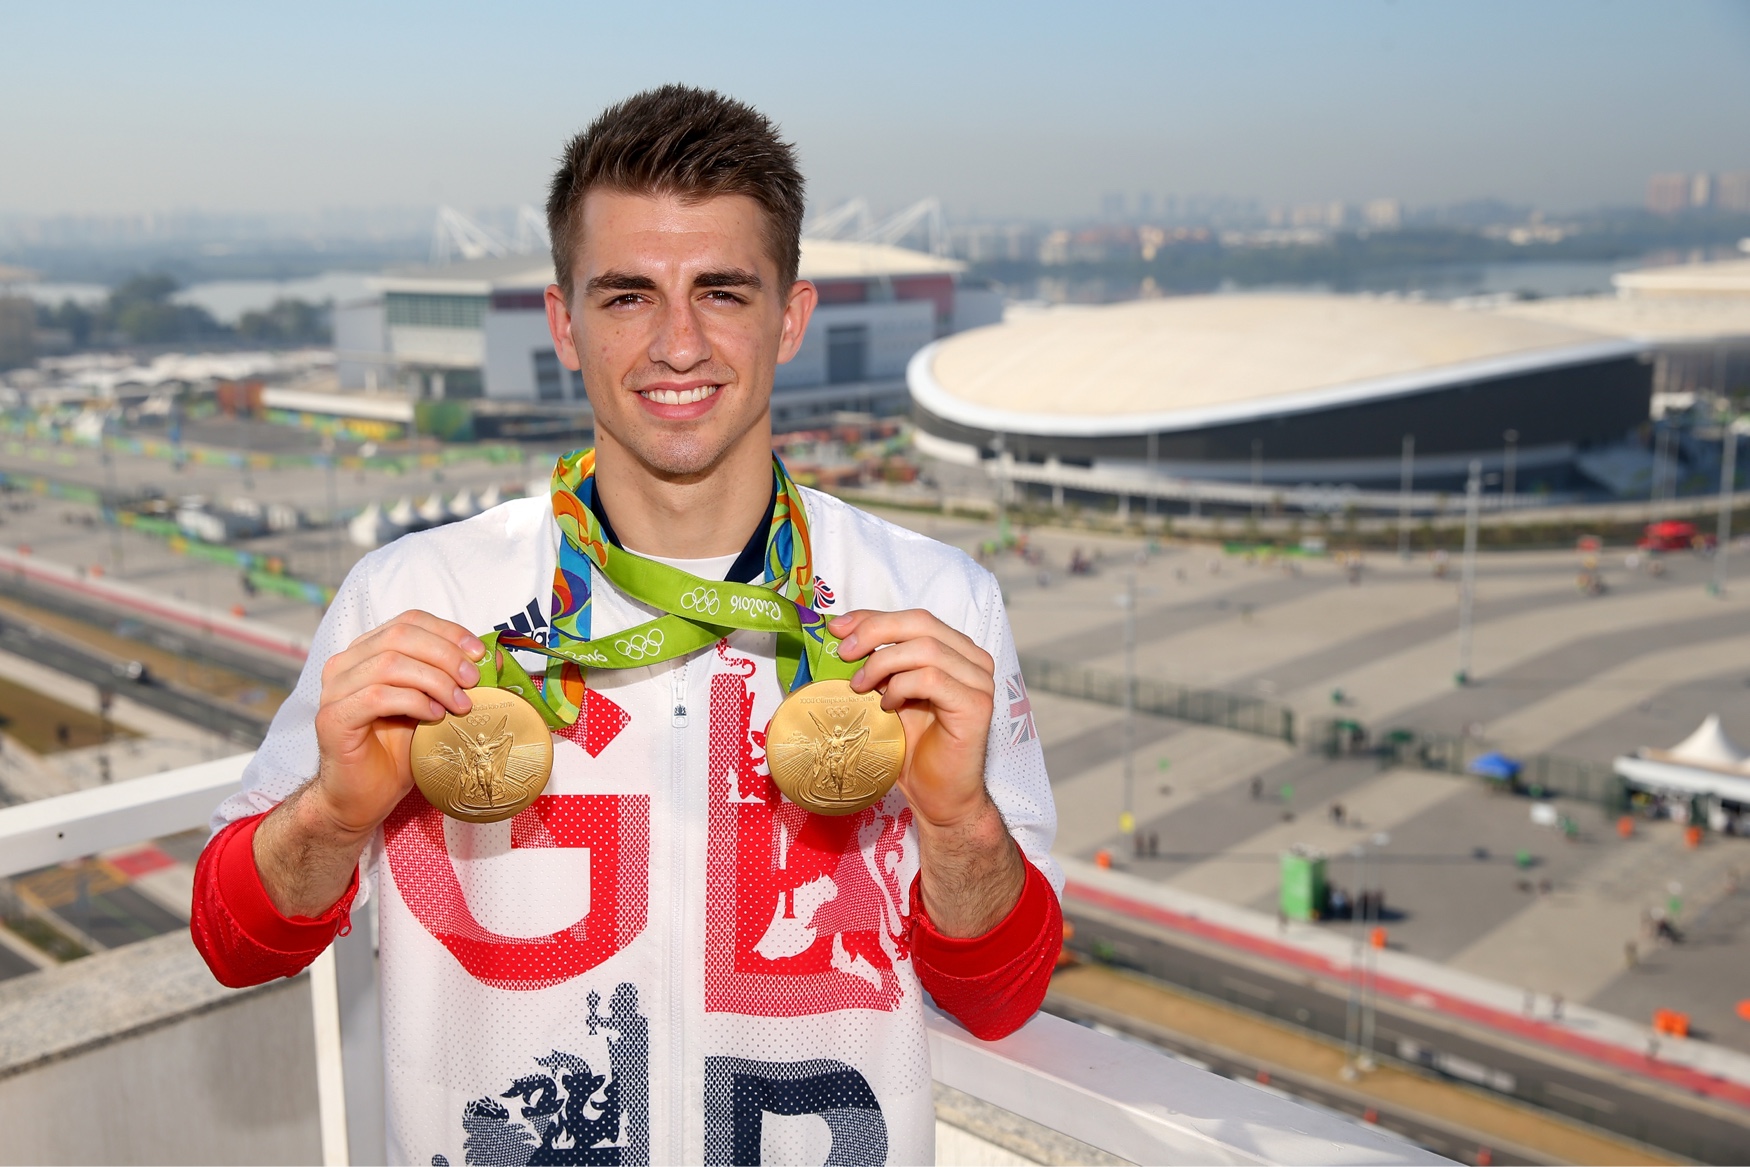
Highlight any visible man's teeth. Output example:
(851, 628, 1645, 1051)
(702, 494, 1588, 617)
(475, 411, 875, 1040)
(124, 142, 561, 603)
(641, 385, 718, 405)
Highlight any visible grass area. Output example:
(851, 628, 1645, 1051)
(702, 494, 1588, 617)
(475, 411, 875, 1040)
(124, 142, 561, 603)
(0, 675, 132, 754)
(2, 915, 88, 963)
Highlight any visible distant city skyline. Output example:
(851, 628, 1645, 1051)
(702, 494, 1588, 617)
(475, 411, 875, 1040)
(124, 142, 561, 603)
(3, 0, 1748, 220)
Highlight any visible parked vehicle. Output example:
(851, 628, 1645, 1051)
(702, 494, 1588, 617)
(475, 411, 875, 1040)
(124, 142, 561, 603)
(1638, 520, 1715, 553)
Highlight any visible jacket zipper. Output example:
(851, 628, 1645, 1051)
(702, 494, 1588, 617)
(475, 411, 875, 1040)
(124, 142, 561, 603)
(668, 655, 689, 1165)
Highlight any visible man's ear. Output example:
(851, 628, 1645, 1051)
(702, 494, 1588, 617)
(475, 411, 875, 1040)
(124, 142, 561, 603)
(545, 283, 582, 371)
(776, 279, 818, 365)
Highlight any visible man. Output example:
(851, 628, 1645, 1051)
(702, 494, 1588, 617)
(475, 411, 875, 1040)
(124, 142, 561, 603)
(192, 85, 1061, 1166)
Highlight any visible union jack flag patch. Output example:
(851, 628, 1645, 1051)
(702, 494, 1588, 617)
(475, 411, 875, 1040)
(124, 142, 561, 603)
(1005, 671, 1037, 745)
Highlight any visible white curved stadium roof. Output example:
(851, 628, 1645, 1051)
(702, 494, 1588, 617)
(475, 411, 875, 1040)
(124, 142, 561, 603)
(909, 294, 1643, 438)
(377, 238, 959, 295)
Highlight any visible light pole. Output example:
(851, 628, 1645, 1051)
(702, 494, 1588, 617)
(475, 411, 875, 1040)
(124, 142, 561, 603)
(1359, 831, 1390, 1071)
(100, 419, 123, 573)
(1503, 429, 1519, 511)
(1651, 424, 1670, 517)
(1118, 574, 1137, 843)
(1713, 397, 1737, 599)
(323, 433, 340, 588)
(1456, 460, 1481, 685)
(1397, 434, 1415, 561)
(1146, 431, 1158, 520)
(1251, 439, 1263, 524)
(1343, 842, 1365, 1078)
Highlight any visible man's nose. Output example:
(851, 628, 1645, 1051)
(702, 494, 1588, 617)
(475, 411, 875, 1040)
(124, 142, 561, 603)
(648, 296, 710, 370)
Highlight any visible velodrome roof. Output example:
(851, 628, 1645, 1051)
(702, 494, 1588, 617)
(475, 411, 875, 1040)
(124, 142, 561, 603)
(1612, 256, 1750, 297)
(374, 239, 959, 296)
(1490, 295, 1750, 343)
(908, 294, 1642, 438)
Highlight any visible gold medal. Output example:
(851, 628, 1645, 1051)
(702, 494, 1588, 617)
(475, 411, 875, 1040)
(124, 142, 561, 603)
(410, 687, 553, 823)
(765, 679, 905, 816)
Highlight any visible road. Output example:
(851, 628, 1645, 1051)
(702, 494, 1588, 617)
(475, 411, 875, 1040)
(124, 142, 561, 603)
(1066, 904, 1750, 1164)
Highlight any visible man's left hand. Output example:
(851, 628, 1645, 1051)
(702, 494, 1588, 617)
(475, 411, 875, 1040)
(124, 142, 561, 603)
(829, 608, 995, 830)
(829, 608, 1025, 938)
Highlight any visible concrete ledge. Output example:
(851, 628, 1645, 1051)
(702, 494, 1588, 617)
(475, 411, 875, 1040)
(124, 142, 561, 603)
(0, 932, 321, 1165)
(0, 929, 278, 1081)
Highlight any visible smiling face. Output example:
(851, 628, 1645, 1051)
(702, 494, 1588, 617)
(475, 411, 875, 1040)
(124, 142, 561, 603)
(544, 190, 815, 481)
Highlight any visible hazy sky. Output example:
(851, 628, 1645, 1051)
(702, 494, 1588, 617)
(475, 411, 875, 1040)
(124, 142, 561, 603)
(4, 0, 1748, 220)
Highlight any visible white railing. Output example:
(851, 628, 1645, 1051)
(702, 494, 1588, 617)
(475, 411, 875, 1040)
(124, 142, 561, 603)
(0, 762, 1450, 1166)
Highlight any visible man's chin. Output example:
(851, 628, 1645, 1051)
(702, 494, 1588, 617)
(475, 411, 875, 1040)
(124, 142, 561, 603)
(620, 433, 738, 482)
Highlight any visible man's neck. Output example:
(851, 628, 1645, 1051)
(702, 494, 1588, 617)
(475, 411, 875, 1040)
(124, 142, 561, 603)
(589, 433, 774, 558)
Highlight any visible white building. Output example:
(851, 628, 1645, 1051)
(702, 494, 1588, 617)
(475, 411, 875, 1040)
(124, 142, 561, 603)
(335, 240, 1002, 425)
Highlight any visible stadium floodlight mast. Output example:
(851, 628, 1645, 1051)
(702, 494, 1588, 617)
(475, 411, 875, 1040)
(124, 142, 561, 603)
(1713, 394, 1738, 599)
(1503, 429, 1519, 510)
(1117, 574, 1137, 842)
(1455, 460, 1482, 686)
(1397, 434, 1415, 561)
(1337, 831, 1394, 1080)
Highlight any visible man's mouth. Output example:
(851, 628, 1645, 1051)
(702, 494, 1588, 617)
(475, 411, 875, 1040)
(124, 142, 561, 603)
(638, 384, 719, 405)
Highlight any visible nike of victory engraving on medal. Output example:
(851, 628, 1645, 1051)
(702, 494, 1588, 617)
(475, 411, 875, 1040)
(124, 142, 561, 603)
(410, 687, 554, 823)
(765, 679, 905, 816)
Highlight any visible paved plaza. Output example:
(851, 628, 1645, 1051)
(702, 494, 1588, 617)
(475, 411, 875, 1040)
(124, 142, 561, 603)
(4, 433, 1750, 1061)
(887, 510, 1750, 1059)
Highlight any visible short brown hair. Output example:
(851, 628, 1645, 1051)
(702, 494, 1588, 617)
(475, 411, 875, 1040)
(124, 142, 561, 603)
(547, 85, 806, 299)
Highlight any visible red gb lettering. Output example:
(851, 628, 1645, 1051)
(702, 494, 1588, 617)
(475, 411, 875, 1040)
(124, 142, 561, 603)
(704, 661, 911, 1016)
(384, 793, 649, 991)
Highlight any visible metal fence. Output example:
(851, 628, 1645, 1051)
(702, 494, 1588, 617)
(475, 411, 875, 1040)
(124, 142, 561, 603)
(1315, 719, 1628, 812)
(1018, 654, 1296, 743)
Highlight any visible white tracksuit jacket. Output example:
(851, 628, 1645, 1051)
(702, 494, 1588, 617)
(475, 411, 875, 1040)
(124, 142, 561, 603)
(212, 488, 1060, 1166)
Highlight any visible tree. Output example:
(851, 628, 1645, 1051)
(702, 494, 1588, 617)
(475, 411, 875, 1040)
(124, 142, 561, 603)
(238, 298, 330, 345)
(107, 273, 225, 344)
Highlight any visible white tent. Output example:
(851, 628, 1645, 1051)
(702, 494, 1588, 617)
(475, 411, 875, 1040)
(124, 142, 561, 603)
(1660, 714, 1750, 772)
(347, 502, 404, 549)
(1617, 713, 1750, 807)
(416, 493, 450, 527)
(447, 488, 480, 521)
(387, 497, 419, 530)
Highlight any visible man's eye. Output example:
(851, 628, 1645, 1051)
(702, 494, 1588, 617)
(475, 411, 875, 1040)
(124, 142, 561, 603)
(605, 294, 645, 307)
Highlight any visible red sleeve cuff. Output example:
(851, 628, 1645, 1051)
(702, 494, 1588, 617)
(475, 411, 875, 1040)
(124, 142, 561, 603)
(908, 859, 1062, 1039)
(213, 813, 358, 952)
(909, 859, 1055, 978)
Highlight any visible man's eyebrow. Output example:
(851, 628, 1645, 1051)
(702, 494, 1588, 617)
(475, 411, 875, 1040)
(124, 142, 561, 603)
(694, 268, 762, 291)
(585, 271, 659, 295)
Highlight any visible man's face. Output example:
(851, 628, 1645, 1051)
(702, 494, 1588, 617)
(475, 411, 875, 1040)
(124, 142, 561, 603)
(545, 191, 814, 479)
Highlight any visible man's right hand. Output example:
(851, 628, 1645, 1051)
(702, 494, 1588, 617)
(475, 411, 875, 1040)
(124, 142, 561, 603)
(254, 611, 485, 918)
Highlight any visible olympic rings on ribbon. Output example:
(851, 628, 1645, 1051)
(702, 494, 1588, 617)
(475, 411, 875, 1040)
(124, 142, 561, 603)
(679, 586, 721, 616)
(613, 629, 667, 660)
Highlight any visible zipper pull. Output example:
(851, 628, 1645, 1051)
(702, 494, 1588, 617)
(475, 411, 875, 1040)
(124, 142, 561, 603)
(671, 661, 689, 727)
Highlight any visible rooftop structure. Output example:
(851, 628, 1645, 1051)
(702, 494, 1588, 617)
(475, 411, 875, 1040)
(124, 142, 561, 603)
(1489, 255, 1750, 408)
(1613, 256, 1750, 299)
(909, 295, 1650, 488)
(335, 239, 999, 426)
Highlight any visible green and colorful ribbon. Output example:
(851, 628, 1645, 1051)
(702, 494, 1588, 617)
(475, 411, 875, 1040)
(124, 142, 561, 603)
(488, 449, 858, 728)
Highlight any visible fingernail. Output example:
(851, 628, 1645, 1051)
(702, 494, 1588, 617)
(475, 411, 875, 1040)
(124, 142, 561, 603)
(463, 637, 486, 660)
(453, 688, 470, 709)
(851, 668, 866, 689)
(460, 660, 480, 686)
(429, 699, 445, 720)
(839, 635, 857, 655)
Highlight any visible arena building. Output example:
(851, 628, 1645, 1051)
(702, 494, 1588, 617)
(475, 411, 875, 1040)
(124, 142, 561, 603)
(907, 295, 1652, 491)
(334, 240, 1000, 425)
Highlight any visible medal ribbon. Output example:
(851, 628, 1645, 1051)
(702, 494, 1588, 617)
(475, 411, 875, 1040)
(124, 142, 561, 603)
(484, 449, 857, 729)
